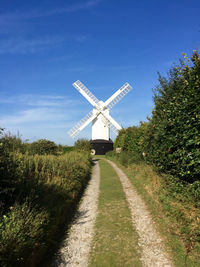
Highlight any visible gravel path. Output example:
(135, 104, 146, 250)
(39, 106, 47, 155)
(53, 160, 100, 267)
(106, 159, 174, 267)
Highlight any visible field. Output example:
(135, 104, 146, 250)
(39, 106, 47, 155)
(0, 139, 92, 267)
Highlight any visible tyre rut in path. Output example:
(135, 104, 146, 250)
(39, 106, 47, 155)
(53, 160, 100, 267)
(106, 159, 174, 267)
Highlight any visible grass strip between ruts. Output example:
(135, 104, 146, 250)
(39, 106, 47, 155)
(89, 158, 142, 267)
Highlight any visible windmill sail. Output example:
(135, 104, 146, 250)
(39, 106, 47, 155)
(68, 110, 96, 138)
(101, 115, 119, 135)
(104, 82, 132, 110)
(73, 80, 100, 108)
(101, 112, 122, 134)
(68, 80, 132, 140)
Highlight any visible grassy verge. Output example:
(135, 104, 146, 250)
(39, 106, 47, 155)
(89, 158, 142, 267)
(106, 155, 200, 267)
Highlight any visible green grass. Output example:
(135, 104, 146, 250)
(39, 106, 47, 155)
(89, 158, 142, 267)
(106, 155, 200, 267)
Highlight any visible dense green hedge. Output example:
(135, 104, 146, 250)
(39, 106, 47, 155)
(114, 50, 200, 183)
(143, 51, 200, 182)
(113, 122, 149, 165)
(114, 123, 148, 153)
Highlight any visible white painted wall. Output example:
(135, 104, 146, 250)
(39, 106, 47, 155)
(92, 108, 109, 140)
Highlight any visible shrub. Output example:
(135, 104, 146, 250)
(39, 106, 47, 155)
(74, 138, 91, 152)
(0, 132, 27, 154)
(30, 139, 58, 155)
(114, 122, 149, 163)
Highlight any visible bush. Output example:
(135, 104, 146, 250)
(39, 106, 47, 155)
(30, 139, 58, 155)
(74, 138, 91, 152)
(114, 122, 149, 163)
(0, 132, 27, 154)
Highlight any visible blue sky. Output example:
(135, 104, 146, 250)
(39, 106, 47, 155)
(0, 0, 199, 145)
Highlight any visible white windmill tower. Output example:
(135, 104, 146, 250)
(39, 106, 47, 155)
(68, 80, 132, 155)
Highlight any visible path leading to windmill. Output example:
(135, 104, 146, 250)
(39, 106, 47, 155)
(105, 159, 174, 267)
(53, 157, 174, 267)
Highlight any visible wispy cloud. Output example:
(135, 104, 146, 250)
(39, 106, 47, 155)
(0, 0, 101, 44)
(0, 91, 90, 145)
(35, 0, 103, 18)
(0, 36, 67, 54)
(0, 94, 82, 129)
(0, 107, 65, 125)
(0, 0, 103, 22)
(0, 94, 80, 107)
(65, 65, 136, 73)
(0, 33, 88, 54)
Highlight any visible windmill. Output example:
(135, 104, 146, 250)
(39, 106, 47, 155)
(68, 80, 132, 155)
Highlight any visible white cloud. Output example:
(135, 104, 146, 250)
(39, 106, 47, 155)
(0, 1, 101, 54)
(0, 107, 65, 125)
(0, 105, 92, 145)
(0, 86, 149, 145)
(0, 92, 91, 144)
(0, 94, 79, 107)
(0, 33, 89, 54)
(0, 0, 103, 22)
(0, 36, 66, 54)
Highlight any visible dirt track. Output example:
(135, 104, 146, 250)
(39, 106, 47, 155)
(53, 158, 173, 266)
(106, 159, 173, 267)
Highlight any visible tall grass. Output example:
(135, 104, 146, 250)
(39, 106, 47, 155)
(0, 151, 92, 267)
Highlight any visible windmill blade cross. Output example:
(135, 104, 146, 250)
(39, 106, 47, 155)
(101, 116, 119, 135)
(104, 82, 132, 110)
(73, 80, 100, 108)
(68, 80, 132, 141)
(68, 110, 96, 138)
(101, 111, 122, 134)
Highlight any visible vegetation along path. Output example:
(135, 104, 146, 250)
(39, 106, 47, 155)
(53, 157, 174, 266)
